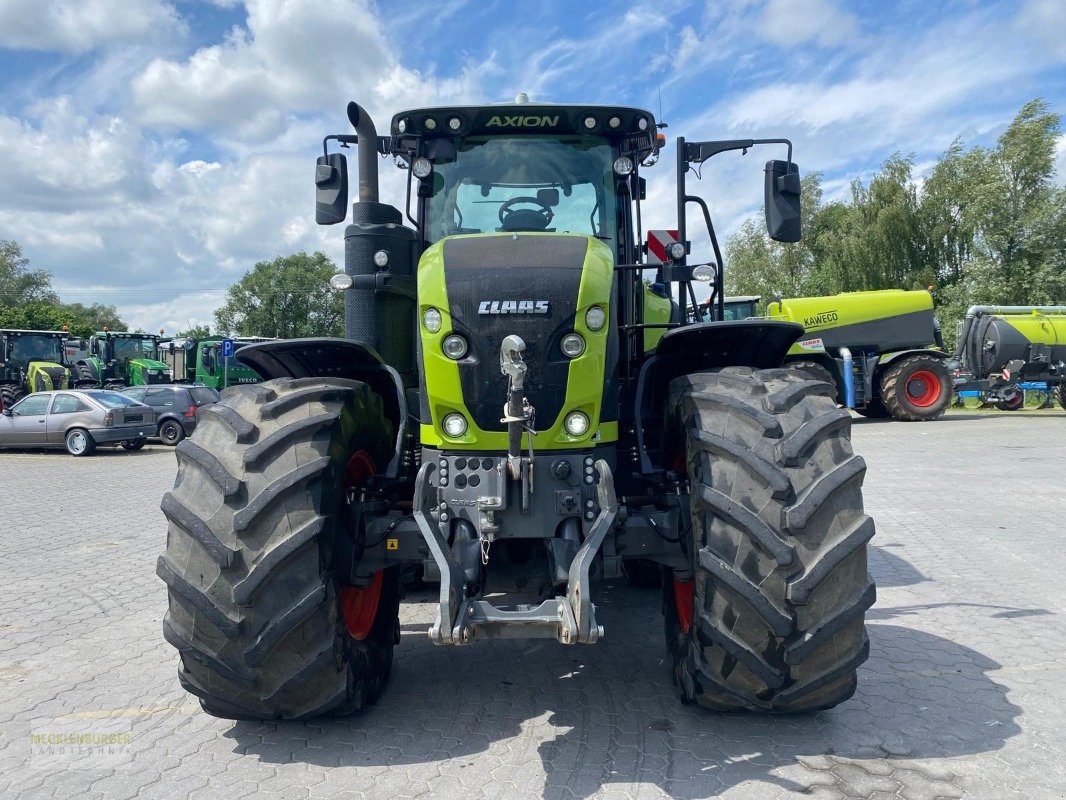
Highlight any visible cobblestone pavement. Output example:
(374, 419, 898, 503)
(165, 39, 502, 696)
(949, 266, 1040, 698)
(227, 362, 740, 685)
(1, 409, 1064, 799)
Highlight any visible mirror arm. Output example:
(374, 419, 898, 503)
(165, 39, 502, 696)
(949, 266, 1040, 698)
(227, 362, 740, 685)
(686, 137, 793, 167)
(322, 134, 359, 159)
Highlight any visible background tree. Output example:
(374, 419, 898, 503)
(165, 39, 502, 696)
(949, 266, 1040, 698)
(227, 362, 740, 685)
(214, 251, 343, 338)
(0, 240, 58, 305)
(178, 323, 211, 338)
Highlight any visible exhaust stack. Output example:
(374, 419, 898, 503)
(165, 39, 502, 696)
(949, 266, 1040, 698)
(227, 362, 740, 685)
(346, 101, 379, 203)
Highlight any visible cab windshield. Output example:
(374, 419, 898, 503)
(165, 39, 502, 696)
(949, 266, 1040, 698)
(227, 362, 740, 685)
(112, 337, 155, 361)
(423, 135, 618, 249)
(9, 335, 62, 364)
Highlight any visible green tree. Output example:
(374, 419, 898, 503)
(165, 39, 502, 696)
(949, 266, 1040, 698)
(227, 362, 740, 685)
(214, 252, 343, 338)
(178, 323, 211, 338)
(0, 240, 58, 305)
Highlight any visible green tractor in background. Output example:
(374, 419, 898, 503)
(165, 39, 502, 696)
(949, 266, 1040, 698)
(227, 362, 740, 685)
(158, 335, 272, 390)
(0, 329, 71, 410)
(65, 331, 173, 389)
(715, 290, 951, 421)
(158, 97, 876, 720)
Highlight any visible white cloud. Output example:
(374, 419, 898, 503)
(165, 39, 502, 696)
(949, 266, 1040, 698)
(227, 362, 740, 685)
(0, 0, 184, 53)
(131, 0, 481, 141)
(758, 0, 859, 48)
(1016, 0, 1066, 61)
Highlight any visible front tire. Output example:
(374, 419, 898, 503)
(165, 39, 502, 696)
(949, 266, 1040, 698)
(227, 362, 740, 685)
(879, 354, 951, 421)
(157, 377, 398, 720)
(666, 367, 874, 712)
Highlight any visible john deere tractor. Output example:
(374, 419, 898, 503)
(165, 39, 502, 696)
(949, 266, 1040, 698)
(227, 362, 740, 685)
(158, 97, 876, 720)
(65, 331, 172, 389)
(0, 329, 70, 409)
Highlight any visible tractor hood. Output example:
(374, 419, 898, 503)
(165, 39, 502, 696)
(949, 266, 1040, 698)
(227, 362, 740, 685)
(417, 232, 617, 450)
(130, 358, 173, 384)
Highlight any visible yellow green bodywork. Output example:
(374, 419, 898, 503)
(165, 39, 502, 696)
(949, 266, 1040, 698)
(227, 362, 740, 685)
(417, 232, 617, 450)
(643, 287, 672, 351)
(766, 289, 936, 356)
(990, 310, 1066, 343)
(27, 361, 70, 392)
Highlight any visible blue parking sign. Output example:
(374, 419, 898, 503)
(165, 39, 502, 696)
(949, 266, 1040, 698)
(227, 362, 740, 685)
(221, 338, 235, 358)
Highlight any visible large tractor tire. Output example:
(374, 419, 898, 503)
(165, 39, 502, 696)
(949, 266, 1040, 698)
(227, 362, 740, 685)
(665, 367, 874, 712)
(0, 385, 23, 412)
(1057, 384, 1066, 411)
(74, 363, 98, 388)
(787, 360, 838, 401)
(879, 354, 951, 421)
(157, 377, 399, 720)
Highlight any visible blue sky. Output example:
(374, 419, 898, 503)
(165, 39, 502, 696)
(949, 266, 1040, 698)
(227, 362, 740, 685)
(0, 0, 1064, 332)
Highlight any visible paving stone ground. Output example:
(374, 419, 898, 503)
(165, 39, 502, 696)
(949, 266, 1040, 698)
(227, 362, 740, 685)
(0, 408, 1064, 799)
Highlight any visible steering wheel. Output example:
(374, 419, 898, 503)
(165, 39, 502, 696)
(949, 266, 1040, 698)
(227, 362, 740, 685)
(498, 196, 554, 231)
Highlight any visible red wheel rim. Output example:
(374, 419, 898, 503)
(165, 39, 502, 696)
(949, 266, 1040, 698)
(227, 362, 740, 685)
(673, 579, 694, 634)
(905, 369, 942, 407)
(339, 450, 383, 641)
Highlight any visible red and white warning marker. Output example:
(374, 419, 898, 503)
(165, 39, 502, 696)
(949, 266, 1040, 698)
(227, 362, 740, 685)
(646, 229, 681, 265)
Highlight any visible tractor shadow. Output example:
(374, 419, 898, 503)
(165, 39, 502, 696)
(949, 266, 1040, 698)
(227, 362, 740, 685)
(225, 581, 1023, 799)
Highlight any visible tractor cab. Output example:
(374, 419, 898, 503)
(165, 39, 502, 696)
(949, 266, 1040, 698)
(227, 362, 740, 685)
(67, 332, 172, 388)
(0, 329, 70, 408)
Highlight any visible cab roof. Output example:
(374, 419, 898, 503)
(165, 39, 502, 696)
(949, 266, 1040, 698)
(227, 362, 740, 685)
(390, 101, 657, 141)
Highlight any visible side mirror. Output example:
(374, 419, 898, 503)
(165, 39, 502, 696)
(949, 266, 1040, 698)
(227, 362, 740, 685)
(1, 408, 11, 417)
(315, 152, 349, 225)
(764, 159, 802, 243)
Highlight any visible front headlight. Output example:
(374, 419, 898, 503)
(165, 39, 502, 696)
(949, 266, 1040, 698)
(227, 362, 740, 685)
(442, 413, 468, 438)
(560, 333, 585, 358)
(585, 306, 606, 331)
(564, 411, 590, 437)
(442, 334, 468, 360)
(423, 307, 442, 333)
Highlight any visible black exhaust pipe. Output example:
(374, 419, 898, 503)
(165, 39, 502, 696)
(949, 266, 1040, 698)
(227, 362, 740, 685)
(346, 101, 379, 203)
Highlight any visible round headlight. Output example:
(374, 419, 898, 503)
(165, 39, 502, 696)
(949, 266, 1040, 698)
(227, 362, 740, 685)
(448, 116, 462, 131)
(608, 116, 621, 129)
(583, 116, 597, 130)
(613, 156, 634, 176)
(442, 334, 468, 359)
(329, 273, 353, 291)
(692, 264, 717, 282)
(561, 333, 585, 358)
(637, 117, 649, 131)
(564, 411, 590, 437)
(397, 118, 407, 133)
(423, 307, 442, 333)
(668, 241, 687, 261)
(412, 157, 433, 179)
(373, 250, 389, 267)
(424, 117, 437, 130)
(443, 413, 468, 438)
(585, 306, 606, 331)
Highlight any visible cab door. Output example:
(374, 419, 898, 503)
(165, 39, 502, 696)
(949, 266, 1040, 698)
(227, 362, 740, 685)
(4, 394, 51, 445)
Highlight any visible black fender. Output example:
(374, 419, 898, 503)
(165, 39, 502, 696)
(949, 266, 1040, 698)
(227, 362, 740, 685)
(876, 348, 950, 367)
(634, 320, 804, 473)
(236, 338, 409, 478)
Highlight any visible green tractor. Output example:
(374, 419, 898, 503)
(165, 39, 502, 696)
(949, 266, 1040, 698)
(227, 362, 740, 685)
(65, 331, 173, 389)
(0, 329, 71, 409)
(158, 97, 876, 720)
(159, 336, 272, 390)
